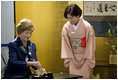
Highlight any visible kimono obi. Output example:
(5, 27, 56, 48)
(70, 37, 86, 51)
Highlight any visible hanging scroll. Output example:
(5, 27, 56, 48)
(84, 1, 117, 16)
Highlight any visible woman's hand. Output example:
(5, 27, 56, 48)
(44, 69, 47, 74)
(27, 61, 41, 69)
(36, 61, 42, 68)
(64, 58, 71, 68)
(72, 58, 85, 69)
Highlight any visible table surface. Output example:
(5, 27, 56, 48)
(53, 73, 83, 79)
(32, 73, 83, 79)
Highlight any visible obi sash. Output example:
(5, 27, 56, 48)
(70, 37, 86, 50)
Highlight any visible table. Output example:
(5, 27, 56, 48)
(32, 73, 83, 79)
(53, 73, 83, 79)
(93, 65, 117, 79)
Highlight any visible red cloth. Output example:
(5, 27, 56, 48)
(81, 38, 86, 47)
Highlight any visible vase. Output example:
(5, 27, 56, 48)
(109, 54, 117, 65)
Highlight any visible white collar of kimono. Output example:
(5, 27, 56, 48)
(73, 17, 81, 31)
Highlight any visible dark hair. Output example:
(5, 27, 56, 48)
(64, 4, 82, 18)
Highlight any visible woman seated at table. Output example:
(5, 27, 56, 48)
(4, 18, 43, 79)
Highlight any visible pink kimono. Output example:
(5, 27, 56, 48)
(61, 18, 96, 79)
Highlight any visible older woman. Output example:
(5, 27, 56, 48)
(4, 19, 41, 79)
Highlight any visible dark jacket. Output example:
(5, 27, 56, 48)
(4, 36, 38, 79)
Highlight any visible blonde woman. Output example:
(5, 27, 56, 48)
(4, 19, 41, 79)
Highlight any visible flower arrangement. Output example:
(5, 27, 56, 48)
(105, 21, 117, 55)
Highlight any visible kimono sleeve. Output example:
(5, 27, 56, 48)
(84, 26, 96, 68)
(61, 26, 74, 59)
(61, 25, 74, 67)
